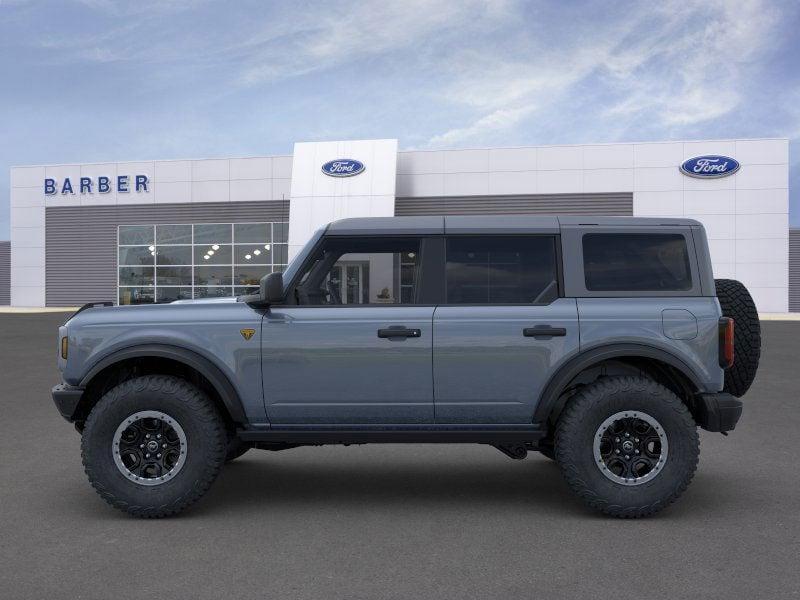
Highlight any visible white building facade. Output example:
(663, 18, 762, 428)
(8, 137, 790, 311)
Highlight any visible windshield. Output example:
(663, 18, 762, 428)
(279, 228, 324, 287)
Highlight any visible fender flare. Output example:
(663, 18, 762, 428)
(79, 343, 247, 423)
(532, 343, 704, 424)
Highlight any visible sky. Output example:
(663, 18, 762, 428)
(1, 0, 799, 237)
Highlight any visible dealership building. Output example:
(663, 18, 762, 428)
(3, 137, 791, 311)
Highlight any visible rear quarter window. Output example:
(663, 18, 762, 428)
(582, 233, 692, 292)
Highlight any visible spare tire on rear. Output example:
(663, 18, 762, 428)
(715, 279, 761, 397)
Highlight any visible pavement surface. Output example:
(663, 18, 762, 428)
(1, 314, 798, 599)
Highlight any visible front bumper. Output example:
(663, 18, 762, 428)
(694, 392, 742, 433)
(52, 384, 84, 421)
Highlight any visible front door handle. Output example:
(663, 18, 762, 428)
(378, 327, 422, 339)
(523, 325, 567, 338)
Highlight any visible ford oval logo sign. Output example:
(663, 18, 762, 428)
(680, 155, 740, 178)
(321, 159, 365, 177)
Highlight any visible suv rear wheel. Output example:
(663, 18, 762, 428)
(81, 375, 226, 518)
(555, 375, 699, 518)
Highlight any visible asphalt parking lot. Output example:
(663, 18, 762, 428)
(1, 314, 799, 599)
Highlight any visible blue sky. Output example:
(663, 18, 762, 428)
(1, 0, 799, 237)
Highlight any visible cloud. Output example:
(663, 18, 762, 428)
(428, 105, 535, 147)
(236, 0, 514, 86)
(423, 0, 787, 146)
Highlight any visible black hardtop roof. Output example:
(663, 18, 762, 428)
(325, 215, 701, 235)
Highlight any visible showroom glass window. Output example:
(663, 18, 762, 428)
(292, 237, 420, 305)
(118, 222, 289, 304)
(582, 233, 692, 291)
(445, 236, 559, 304)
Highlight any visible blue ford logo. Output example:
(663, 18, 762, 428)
(680, 155, 740, 178)
(321, 159, 365, 177)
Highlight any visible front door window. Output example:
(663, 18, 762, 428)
(293, 237, 421, 306)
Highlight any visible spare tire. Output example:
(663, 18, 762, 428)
(715, 279, 761, 397)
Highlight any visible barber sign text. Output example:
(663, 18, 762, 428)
(44, 175, 149, 195)
(680, 156, 740, 179)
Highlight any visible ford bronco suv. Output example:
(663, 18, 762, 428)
(52, 216, 761, 518)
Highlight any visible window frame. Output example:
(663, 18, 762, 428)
(560, 226, 702, 298)
(439, 234, 563, 306)
(116, 221, 289, 305)
(282, 235, 433, 307)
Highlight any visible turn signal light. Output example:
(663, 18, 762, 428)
(718, 317, 734, 369)
(61, 336, 68, 360)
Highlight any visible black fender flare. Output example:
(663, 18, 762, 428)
(79, 343, 247, 423)
(532, 343, 704, 424)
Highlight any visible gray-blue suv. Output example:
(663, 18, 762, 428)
(52, 216, 761, 518)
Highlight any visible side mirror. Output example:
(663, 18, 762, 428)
(260, 271, 284, 305)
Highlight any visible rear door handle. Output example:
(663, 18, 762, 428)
(378, 327, 422, 339)
(523, 325, 567, 338)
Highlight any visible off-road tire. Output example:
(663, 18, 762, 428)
(555, 376, 699, 518)
(225, 438, 251, 463)
(81, 375, 226, 518)
(715, 278, 761, 397)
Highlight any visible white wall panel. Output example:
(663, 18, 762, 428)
(154, 181, 191, 204)
(443, 149, 489, 173)
(634, 167, 683, 192)
(10, 246, 45, 268)
(191, 159, 229, 181)
(683, 190, 735, 214)
(230, 157, 271, 180)
(11, 226, 45, 248)
(444, 172, 489, 196)
(748, 287, 788, 313)
(396, 173, 444, 197)
(583, 144, 634, 169)
(538, 170, 582, 194)
(582, 169, 633, 193)
(488, 147, 537, 172)
(488, 171, 538, 195)
(272, 155, 293, 179)
(633, 142, 683, 168)
(707, 239, 735, 264)
(10, 188, 45, 208)
(683, 140, 736, 159)
(736, 238, 788, 263)
(633, 191, 683, 216)
(10, 286, 45, 307)
(736, 188, 788, 214)
(735, 213, 788, 239)
(684, 214, 735, 239)
(735, 139, 789, 165)
(736, 163, 789, 189)
(538, 145, 582, 171)
(230, 179, 270, 202)
(10, 166, 45, 188)
(154, 160, 191, 183)
(192, 180, 229, 203)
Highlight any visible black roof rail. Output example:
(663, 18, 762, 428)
(70, 301, 114, 319)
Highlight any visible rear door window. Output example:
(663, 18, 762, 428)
(582, 233, 692, 292)
(445, 236, 559, 304)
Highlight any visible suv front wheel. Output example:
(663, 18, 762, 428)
(81, 375, 227, 518)
(555, 376, 699, 518)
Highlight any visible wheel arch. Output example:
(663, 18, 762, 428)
(534, 343, 704, 426)
(76, 344, 247, 427)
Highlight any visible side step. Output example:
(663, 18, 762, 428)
(237, 424, 546, 445)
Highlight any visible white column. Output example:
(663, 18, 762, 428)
(288, 139, 398, 260)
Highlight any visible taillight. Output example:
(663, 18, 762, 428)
(719, 317, 734, 369)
